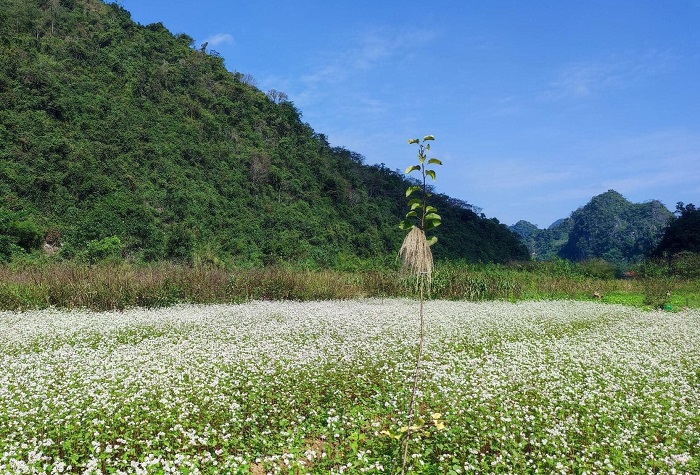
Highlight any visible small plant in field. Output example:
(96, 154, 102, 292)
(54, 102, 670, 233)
(381, 411, 447, 468)
(82, 236, 124, 264)
(394, 135, 443, 474)
(642, 275, 676, 309)
(381, 411, 446, 441)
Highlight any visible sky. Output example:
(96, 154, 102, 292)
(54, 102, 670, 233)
(117, 0, 700, 228)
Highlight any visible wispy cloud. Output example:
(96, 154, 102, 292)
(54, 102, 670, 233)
(545, 50, 674, 99)
(203, 33, 235, 47)
(589, 129, 700, 194)
(451, 127, 700, 225)
(277, 26, 437, 143)
(551, 63, 615, 97)
(464, 159, 573, 191)
(300, 27, 435, 87)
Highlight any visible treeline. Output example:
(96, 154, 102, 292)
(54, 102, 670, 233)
(0, 0, 528, 267)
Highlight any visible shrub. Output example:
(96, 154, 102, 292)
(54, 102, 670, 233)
(670, 251, 700, 279)
(577, 258, 619, 279)
(642, 276, 675, 309)
(10, 220, 43, 251)
(0, 217, 42, 255)
(83, 236, 124, 264)
(0, 236, 17, 261)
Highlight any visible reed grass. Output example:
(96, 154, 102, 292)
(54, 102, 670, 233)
(0, 261, 698, 311)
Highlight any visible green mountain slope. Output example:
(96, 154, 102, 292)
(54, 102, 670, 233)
(511, 191, 673, 265)
(559, 190, 672, 265)
(510, 218, 573, 260)
(0, 0, 529, 266)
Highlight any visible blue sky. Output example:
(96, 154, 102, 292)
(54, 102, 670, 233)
(118, 0, 699, 227)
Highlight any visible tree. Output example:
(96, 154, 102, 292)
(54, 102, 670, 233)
(676, 201, 696, 216)
(43, 0, 61, 35)
(654, 202, 700, 256)
(266, 89, 288, 104)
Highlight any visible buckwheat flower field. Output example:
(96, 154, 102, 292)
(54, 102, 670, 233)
(1, 300, 699, 474)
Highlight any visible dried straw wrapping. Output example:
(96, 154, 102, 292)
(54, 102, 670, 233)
(398, 226, 434, 283)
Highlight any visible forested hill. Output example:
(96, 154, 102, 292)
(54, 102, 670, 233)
(510, 190, 673, 266)
(0, 0, 529, 266)
(558, 190, 672, 265)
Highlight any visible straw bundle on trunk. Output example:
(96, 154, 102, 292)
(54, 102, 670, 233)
(398, 226, 434, 283)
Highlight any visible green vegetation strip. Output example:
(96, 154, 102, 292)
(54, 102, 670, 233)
(1, 300, 698, 474)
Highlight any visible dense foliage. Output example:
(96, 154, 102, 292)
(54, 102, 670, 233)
(0, 0, 528, 266)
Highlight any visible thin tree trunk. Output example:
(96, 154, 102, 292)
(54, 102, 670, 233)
(401, 275, 425, 474)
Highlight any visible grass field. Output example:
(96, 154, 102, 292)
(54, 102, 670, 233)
(1, 300, 698, 474)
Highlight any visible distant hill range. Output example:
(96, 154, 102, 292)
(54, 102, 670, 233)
(510, 190, 674, 266)
(0, 0, 529, 265)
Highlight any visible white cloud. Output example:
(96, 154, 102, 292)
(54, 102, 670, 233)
(277, 26, 437, 143)
(590, 130, 700, 197)
(203, 33, 235, 47)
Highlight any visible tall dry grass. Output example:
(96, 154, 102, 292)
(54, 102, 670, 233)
(0, 263, 378, 310)
(1, 261, 697, 311)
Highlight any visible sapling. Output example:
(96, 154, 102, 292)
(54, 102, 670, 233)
(397, 135, 442, 474)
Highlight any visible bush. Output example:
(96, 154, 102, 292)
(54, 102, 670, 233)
(0, 217, 43, 254)
(635, 253, 700, 279)
(13, 220, 42, 251)
(83, 236, 124, 264)
(577, 258, 619, 279)
(642, 276, 675, 309)
(670, 251, 700, 279)
(633, 258, 669, 279)
(0, 236, 20, 261)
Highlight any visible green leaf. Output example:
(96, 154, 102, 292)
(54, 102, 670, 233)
(425, 205, 438, 213)
(408, 138, 420, 144)
(405, 210, 418, 219)
(407, 198, 421, 207)
(428, 158, 442, 165)
(424, 220, 441, 231)
(406, 185, 421, 197)
(399, 220, 414, 231)
(423, 135, 435, 141)
(425, 212, 442, 222)
(426, 236, 438, 247)
(410, 202, 422, 211)
(405, 165, 421, 174)
(426, 170, 436, 181)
